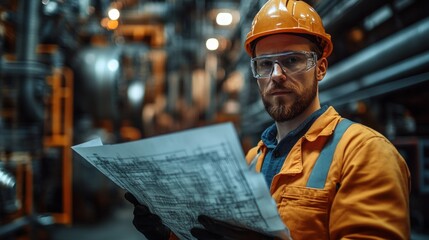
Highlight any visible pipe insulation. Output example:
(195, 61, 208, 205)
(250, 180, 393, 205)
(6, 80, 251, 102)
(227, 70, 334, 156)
(320, 50, 429, 104)
(15, 0, 45, 122)
(320, 17, 429, 90)
(16, 0, 39, 62)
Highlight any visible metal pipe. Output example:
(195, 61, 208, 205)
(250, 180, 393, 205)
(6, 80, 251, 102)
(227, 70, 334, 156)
(0, 167, 16, 189)
(16, 0, 39, 62)
(320, 17, 429, 90)
(320, 50, 429, 104)
(323, 72, 429, 107)
(321, 0, 387, 34)
(0, 164, 18, 217)
(15, 0, 45, 122)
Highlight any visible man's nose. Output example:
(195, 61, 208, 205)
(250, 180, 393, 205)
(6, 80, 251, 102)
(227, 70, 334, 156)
(271, 62, 285, 79)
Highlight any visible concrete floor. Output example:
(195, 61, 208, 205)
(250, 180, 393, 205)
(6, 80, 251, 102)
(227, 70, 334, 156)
(49, 203, 146, 240)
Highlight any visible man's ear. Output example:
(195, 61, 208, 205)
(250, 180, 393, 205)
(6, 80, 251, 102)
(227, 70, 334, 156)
(316, 58, 328, 81)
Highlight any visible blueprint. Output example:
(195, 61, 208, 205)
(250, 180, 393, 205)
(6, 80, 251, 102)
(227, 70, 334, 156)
(72, 122, 290, 240)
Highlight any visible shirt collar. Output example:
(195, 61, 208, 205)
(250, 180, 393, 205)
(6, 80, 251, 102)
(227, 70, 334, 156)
(261, 105, 329, 147)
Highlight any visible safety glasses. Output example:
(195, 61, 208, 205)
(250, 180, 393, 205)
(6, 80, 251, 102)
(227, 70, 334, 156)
(250, 51, 317, 78)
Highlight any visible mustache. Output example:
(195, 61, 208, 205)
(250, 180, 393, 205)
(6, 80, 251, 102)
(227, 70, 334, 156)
(263, 81, 298, 95)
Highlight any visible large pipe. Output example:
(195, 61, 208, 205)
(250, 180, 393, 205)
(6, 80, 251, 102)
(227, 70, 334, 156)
(322, 72, 429, 107)
(16, 0, 39, 61)
(320, 17, 429, 90)
(320, 50, 429, 104)
(15, 0, 45, 122)
(0, 162, 18, 217)
(72, 46, 123, 121)
(320, 0, 386, 34)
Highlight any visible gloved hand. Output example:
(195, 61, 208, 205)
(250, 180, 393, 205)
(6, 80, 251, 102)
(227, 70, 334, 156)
(190, 215, 283, 240)
(124, 192, 171, 240)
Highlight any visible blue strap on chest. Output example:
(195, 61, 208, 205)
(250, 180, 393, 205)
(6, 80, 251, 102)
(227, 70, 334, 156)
(306, 119, 354, 189)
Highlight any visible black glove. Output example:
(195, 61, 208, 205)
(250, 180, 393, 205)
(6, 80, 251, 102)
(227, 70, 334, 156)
(190, 215, 282, 240)
(124, 192, 171, 240)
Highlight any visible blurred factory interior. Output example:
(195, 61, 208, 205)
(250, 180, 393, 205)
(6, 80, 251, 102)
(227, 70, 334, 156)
(0, 0, 429, 239)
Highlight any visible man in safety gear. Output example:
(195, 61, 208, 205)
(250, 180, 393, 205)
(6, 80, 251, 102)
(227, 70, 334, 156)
(126, 0, 411, 239)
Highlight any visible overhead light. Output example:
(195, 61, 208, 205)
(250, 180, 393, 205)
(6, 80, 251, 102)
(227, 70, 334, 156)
(107, 20, 119, 30)
(108, 59, 119, 72)
(206, 38, 219, 51)
(43, 0, 60, 16)
(108, 8, 120, 20)
(216, 12, 233, 26)
(128, 81, 145, 104)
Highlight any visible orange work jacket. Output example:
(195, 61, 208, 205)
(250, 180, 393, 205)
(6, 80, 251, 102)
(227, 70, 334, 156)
(246, 106, 411, 240)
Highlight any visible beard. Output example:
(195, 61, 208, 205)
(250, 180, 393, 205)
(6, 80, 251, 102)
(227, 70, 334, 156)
(261, 77, 318, 122)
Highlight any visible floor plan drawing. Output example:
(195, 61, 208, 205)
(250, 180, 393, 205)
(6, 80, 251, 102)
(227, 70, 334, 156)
(72, 123, 289, 240)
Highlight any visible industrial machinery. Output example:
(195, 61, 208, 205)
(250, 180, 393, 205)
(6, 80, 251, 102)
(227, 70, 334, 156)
(0, 0, 151, 237)
(1, 0, 429, 238)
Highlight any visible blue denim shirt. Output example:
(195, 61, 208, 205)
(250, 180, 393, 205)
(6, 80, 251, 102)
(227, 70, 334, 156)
(260, 105, 328, 187)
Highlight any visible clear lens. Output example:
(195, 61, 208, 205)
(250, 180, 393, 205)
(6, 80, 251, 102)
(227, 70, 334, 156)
(251, 51, 317, 78)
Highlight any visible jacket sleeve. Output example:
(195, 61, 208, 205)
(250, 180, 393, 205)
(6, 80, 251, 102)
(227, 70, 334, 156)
(330, 131, 411, 240)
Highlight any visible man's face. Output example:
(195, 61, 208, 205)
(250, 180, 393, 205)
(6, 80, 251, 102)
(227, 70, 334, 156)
(254, 34, 324, 122)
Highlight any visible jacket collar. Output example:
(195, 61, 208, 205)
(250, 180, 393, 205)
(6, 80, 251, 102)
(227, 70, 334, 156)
(254, 106, 342, 175)
(257, 106, 341, 149)
(303, 106, 341, 142)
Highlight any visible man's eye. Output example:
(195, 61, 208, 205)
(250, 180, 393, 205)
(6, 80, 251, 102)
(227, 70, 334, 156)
(258, 60, 272, 68)
(282, 56, 300, 65)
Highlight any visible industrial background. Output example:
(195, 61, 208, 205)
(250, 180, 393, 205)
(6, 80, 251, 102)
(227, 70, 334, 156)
(0, 0, 428, 239)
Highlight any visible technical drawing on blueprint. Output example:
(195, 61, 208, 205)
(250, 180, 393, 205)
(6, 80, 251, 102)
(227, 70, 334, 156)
(72, 122, 290, 240)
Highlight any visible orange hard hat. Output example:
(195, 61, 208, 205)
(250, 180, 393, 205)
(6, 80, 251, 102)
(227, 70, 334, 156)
(244, 0, 333, 58)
